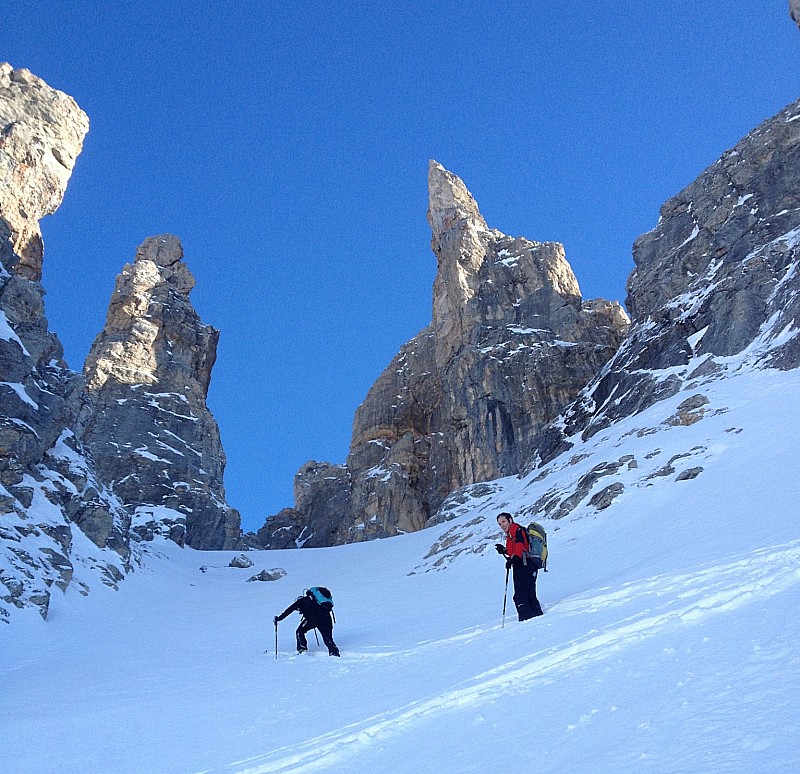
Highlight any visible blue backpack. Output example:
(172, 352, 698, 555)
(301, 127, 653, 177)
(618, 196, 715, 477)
(307, 586, 334, 611)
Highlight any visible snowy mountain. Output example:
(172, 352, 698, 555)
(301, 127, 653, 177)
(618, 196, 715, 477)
(2, 7, 800, 770)
(254, 161, 628, 550)
(1, 66, 242, 623)
(2, 353, 798, 772)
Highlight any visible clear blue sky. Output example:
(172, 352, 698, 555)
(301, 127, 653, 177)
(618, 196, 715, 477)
(4, 1, 798, 532)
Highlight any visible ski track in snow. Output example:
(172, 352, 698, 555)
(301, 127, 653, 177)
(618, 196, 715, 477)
(208, 541, 800, 774)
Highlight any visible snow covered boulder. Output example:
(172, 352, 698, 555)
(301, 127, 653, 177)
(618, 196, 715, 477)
(247, 568, 287, 582)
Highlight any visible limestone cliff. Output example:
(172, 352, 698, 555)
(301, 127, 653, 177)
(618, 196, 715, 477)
(79, 235, 242, 550)
(534, 96, 800, 469)
(256, 162, 628, 547)
(1, 63, 130, 622)
(1, 64, 242, 623)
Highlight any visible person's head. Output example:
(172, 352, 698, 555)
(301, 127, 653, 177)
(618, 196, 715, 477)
(497, 512, 513, 534)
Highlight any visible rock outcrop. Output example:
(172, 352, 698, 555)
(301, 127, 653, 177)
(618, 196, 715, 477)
(0, 64, 88, 281)
(791, 0, 800, 30)
(256, 162, 628, 548)
(2, 64, 243, 622)
(1, 63, 130, 622)
(535, 96, 800, 465)
(78, 235, 242, 550)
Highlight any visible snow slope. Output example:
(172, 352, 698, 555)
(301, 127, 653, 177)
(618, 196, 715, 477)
(2, 365, 799, 773)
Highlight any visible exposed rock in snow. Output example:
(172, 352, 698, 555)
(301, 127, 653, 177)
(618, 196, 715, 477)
(535, 97, 800, 464)
(247, 568, 287, 582)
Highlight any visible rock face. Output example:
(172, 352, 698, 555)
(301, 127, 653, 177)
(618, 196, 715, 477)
(536, 97, 800, 464)
(1, 64, 130, 622)
(791, 0, 800, 30)
(78, 235, 242, 550)
(0, 64, 89, 281)
(256, 162, 628, 548)
(2, 64, 242, 622)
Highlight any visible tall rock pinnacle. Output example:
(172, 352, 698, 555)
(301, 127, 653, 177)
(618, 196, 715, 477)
(79, 235, 241, 550)
(428, 160, 492, 357)
(255, 162, 629, 548)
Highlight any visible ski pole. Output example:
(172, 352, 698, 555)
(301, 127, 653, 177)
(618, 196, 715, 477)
(501, 565, 510, 628)
(314, 629, 320, 647)
(275, 620, 278, 661)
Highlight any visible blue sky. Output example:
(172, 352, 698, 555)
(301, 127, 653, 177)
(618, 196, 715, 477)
(4, 1, 798, 532)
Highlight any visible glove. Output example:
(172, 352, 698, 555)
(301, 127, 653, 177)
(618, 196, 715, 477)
(505, 558, 512, 570)
(273, 615, 279, 626)
(494, 543, 506, 555)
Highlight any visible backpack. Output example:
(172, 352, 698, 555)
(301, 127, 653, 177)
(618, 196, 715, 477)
(524, 522, 548, 571)
(307, 586, 334, 611)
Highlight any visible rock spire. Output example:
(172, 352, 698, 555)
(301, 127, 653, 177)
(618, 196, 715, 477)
(0, 63, 89, 281)
(2, 63, 243, 622)
(79, 235, 242, 549)
(255, 162, 628, 548)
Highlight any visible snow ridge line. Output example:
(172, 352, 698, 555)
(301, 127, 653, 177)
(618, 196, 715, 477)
(214, 542, 800, 774)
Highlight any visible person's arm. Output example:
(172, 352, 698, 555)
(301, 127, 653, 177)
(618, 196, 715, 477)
(275, 598, 300, 623)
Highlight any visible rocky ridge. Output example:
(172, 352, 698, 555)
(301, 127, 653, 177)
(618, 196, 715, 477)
(420, 5, 800, 561)
(1, 65, 240, 622)
(79, 234, 241, 550)
(532, 96, 800, 468)
(0, 64, 132, 621)
(255, 161, 629, 548)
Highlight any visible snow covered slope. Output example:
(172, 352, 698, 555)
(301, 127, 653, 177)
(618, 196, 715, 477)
(2, 359, 798, 773)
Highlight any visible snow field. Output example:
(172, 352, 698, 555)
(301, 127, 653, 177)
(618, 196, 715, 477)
(2, 366, 799, 773)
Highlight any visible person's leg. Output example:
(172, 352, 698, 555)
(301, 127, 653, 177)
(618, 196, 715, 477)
(296, 620, 311, 652)
(317, 617, 339, 656)
(512, 562, 534, 621)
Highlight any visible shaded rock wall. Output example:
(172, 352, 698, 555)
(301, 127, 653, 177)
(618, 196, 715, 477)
(535, 97, 800, 465)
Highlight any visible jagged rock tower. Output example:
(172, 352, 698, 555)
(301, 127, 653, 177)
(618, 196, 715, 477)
(1, 64, 131, 621)
(535, 95, 800, 467)
(257, 161, 629, 547)
(78, 234, 241, 549)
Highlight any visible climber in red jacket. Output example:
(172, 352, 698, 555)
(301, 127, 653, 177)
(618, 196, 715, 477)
(495, 512, 544, 621)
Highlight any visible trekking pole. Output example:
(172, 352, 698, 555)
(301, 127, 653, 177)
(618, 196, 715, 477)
(314, 629, 320, 647)
(275, 621, 278, 661)
(501, 565, 510, 629)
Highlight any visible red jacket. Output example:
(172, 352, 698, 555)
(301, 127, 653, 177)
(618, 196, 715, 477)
(505, 521, 529, 560)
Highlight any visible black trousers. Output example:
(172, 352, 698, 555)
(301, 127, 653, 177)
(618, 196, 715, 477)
(512, 560, 544, 621)
(296, 615, 339, 655)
